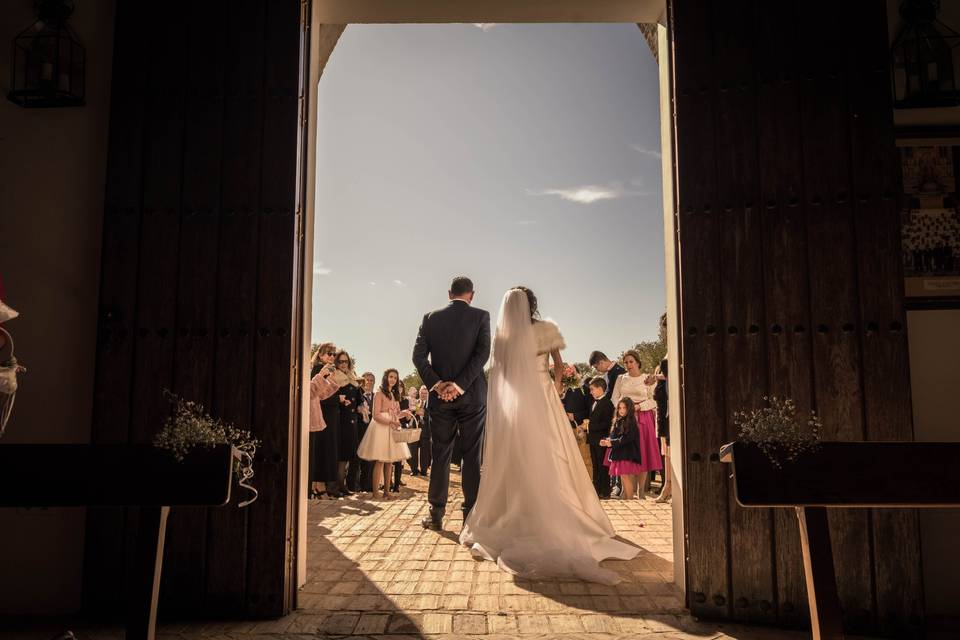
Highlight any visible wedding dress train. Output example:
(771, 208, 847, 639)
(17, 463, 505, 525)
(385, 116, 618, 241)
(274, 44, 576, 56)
(459, 289, 639, 584)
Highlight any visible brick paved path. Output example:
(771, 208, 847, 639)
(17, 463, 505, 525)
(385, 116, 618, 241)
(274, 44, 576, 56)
(280, 469, 799, 639)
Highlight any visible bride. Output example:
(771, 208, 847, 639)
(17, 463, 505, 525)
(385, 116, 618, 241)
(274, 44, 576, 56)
(460, 287, 639, 584)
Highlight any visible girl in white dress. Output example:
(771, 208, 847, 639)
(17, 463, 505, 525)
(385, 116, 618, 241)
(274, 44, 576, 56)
(357, 369, 411, 500)
(610, 350, 662, 498)
(461, 287, 639, 584)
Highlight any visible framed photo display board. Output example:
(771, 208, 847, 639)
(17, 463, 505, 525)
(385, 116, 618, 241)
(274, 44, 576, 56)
(897, 129, 960, 307)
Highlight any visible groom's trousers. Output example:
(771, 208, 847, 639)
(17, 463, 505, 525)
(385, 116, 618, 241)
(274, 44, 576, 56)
(428, 397, 485, 517)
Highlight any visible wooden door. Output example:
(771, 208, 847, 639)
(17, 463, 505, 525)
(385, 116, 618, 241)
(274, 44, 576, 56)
(669, 0, 924, 635)
(85, 0, 308, 618)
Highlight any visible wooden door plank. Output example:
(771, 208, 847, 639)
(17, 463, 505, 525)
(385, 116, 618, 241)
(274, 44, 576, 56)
(670, 0, 731, 620)
(162, 0, 227, 614)
(205, 0, 269, 614)
(797, 4, 873, 632)
(712, 0, 775, 624)
(246, 0, 302, 617)
(755, 1, 813, 624)
(131, 2, 189, 613)
(84, 0, 149, 613)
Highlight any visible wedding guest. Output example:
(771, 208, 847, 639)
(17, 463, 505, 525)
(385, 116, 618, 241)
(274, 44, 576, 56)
(309, 345, 340, 501)
(406, 385, 425, 476)
(611, 349, 662, 497)
(588, 351, 626, 402)
(416, 385, 431, 475)
(357, 369, 411, 500)
(652, 316, 671, 502)
(561, 366, 592, 477)
(601, 398, 644, 500)
(391, 381, 413, 493)
(332, 350, 363, 496)
(348, 372, 376, 492)
(313, 342, 343, 499)
(588, 352, 625, 496)
(586, 378, 614, 499)
(562, 369, 591, 427)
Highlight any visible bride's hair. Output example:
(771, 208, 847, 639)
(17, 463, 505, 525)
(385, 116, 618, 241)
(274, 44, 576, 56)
(511, 286, 540, 323)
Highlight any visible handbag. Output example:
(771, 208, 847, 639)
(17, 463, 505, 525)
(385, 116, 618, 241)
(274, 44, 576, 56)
(0, 327, 25, 438)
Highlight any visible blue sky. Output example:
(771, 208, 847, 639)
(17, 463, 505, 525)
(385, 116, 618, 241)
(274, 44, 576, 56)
(312, 23, 664, 377)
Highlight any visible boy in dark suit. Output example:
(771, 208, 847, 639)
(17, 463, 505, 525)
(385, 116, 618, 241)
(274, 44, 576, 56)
(586, 378, 614, 499)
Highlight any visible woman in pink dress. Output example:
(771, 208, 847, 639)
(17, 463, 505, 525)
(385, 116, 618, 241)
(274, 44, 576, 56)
(610, 349, 662, 498)
(356, 369, 412, 500)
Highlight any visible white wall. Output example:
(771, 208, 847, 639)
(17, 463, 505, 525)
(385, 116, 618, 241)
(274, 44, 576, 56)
(0, 0, 115, 613)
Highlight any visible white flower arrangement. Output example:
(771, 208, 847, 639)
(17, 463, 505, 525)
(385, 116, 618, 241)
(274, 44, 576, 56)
(153, 389, 261, 507)
(734, 396, 823, 468)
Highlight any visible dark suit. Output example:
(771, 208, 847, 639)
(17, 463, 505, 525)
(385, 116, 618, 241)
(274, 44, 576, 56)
(587, 397, 614, 497)
(348, 392, 374, 491)
(413, 299, 491, 518)
(562, 387, 590, 427)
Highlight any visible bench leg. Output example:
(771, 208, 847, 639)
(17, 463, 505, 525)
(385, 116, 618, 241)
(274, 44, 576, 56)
(796, 506, 844, 640)
(127, 506, 170, 640)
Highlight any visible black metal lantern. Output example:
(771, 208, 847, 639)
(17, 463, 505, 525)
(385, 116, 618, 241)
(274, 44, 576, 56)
(8, 0, 86, 108)
(891, 0, 960, 109)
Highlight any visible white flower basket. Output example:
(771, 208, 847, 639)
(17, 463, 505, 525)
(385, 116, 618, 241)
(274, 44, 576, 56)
(392, 427, 422, 443)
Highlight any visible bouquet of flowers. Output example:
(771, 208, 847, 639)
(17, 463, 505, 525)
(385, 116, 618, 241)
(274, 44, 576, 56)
(550, 364, 581, 390)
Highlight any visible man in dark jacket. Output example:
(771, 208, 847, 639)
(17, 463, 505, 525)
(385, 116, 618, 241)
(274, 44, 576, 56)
(413, 276, 491, 530)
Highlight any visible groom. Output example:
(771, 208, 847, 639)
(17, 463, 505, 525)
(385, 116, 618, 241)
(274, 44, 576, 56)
(413, 276, 491, 530)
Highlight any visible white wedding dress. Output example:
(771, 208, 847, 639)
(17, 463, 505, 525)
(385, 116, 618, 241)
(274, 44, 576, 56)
(459, 289, 639, 584)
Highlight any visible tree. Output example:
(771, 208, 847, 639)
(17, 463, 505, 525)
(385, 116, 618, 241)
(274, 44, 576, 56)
(402, 370, 423, 390)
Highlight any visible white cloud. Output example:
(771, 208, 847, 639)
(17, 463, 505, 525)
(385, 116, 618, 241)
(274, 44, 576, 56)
(368, 281, 377, 286)
(313, 262, 332, 276)
(630, 144, 662, 159)
(515, 219, 538, 226)
(472, 23, 497, 31)
(527, 185, 622, 204)
(393, 280, 407, 287)
(527, 182, 655, 205)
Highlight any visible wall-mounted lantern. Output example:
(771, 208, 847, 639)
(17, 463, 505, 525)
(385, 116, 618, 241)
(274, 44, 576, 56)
(891, 0, 960, 109)
(8, 0, 86, 108)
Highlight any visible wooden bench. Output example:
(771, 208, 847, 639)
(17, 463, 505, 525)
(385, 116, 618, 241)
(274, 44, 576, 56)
(0, 444, 235, 640)
(720, 440, 960, 640)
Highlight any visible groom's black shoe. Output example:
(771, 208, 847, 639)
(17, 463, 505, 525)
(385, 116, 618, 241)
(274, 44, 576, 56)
(421, 507, 444, 530)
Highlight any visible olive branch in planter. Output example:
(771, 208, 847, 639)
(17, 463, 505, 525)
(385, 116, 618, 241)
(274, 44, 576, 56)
(153, 389, 261, 507)
(733, 396, 823, 468)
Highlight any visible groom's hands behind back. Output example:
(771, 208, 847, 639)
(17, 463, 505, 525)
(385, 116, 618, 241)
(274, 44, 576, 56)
(436, 381, 462, 402)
